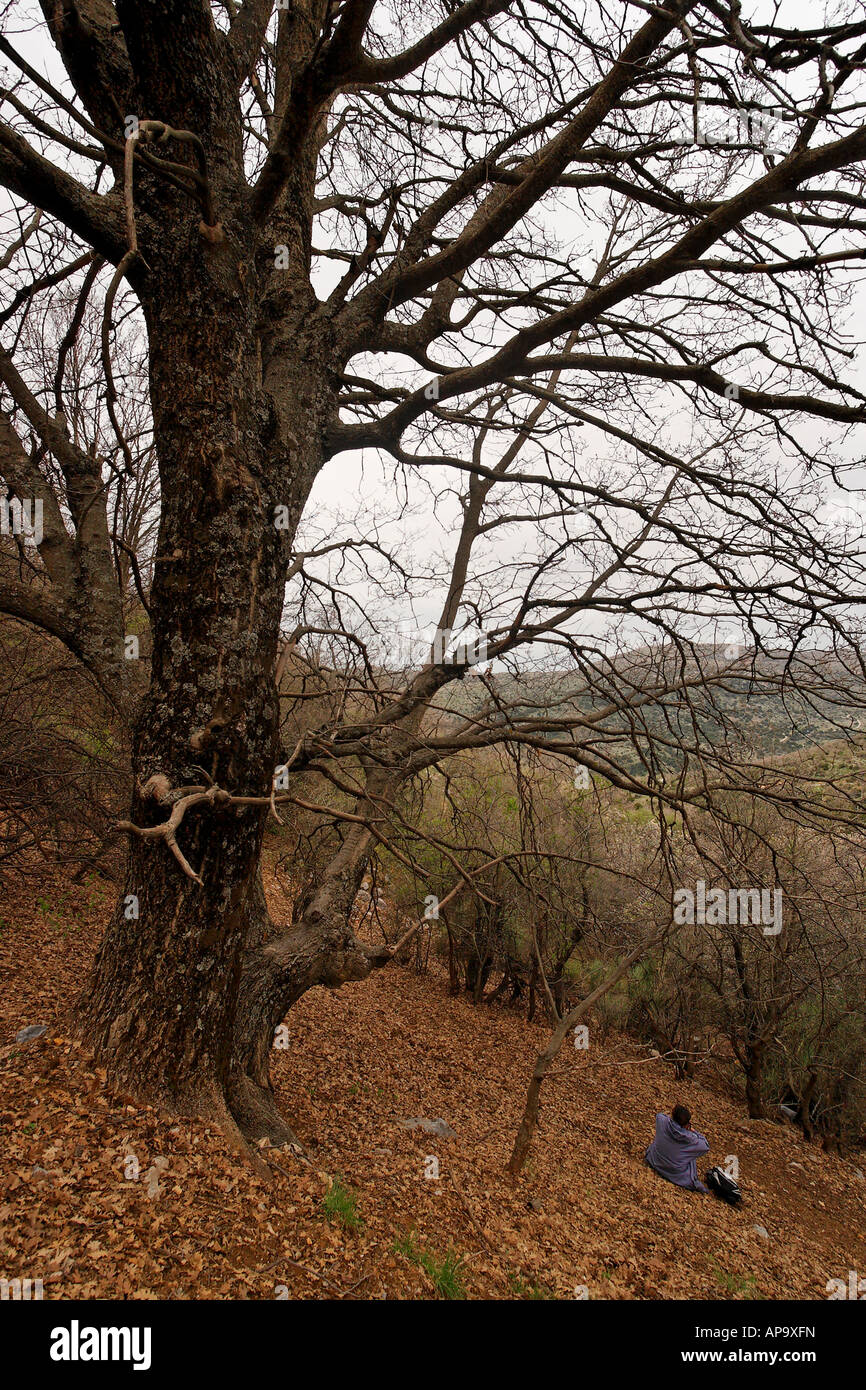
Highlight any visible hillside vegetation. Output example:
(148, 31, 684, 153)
(1, 857, 864, 1301)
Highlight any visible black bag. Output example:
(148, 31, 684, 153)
(705, 1165, 743, 1205)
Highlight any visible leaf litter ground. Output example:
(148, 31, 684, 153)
(1, 862, 864, 1299)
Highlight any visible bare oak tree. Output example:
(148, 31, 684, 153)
(2, 0, 866, 1151)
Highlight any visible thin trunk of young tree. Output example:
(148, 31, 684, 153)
(508, 932, 662, 1177)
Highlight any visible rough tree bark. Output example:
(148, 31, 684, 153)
(3, 0, 866, 1160)
(72, 0, 338, 1133)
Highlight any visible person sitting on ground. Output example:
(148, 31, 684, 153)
(644, 1104, 709, 1193)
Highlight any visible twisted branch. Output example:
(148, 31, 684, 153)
(116, 775, 233, 884)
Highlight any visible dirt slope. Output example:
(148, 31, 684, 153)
(1, 865, 864, 1300)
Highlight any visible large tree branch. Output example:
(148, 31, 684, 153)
(504, 352, 866, 422)
(37, 0, 136, 137)
(335, 0, 697, 344)
(0, 411, 76, 593)
(328, 123, 866, 452)
(353, 0, 512, 83)
(0, 121, 127, 261)
(226, 0, 275, 80)
(113, 0, 226, 127)
(0, 348, 107, 492)
(0, 574, 77, 646)
(318, 0, 378, 80)
(0, 357, 126, 699)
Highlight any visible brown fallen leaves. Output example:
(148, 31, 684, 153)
(1, 858, 864, 1299)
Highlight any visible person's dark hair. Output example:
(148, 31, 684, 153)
(672, 1104, 691, 1128)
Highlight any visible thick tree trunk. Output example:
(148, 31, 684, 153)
(78, 212, 305, 1127)
(75, 85, 404, 1142)
(79, 228, 405, 1142)
(226, 806, 390, 1146)
(226, 912, 374, 1147)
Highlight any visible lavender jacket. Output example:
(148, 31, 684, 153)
(645, 1113, 709, 1193)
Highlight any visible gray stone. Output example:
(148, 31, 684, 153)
(399, 1117, 456, 1138)
(15, 1025, 48, 1043)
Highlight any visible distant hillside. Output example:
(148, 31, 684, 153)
(438, 645, 864, 766)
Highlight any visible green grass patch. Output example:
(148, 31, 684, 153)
(321, 1177, 363, 1231)
(392, 1232, 467, 1299)
(710, 1260, 762, 1298)
(508, 1272, 555, 1300)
